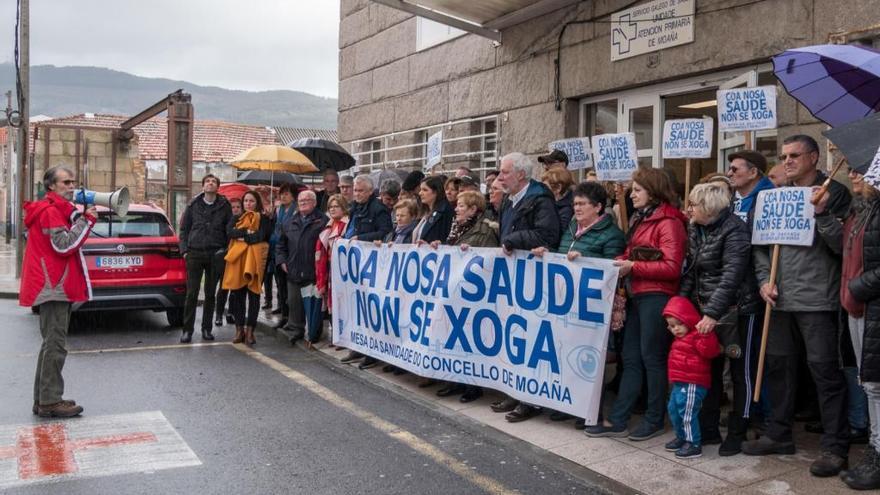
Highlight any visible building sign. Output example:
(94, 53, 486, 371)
(331, 241, 619, 422)
(662, 118, 713, 159)
(751, 187, 815, 246)
(549, 138, 594, 170)
(426, 130, 443, 170)
(717, 86, 778, 132)
(590, 133, 638, 182)
(611, 0, 695, 62)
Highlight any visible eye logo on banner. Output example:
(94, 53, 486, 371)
(568, 345, 602, 382)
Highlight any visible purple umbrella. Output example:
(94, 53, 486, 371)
(773, 44, 880, 127)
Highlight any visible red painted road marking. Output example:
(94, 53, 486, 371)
(0, 423, 157, 480)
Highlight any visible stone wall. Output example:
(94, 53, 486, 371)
(338, 0, 880, 165)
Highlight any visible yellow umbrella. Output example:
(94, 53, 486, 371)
(230, 145, 318, 173)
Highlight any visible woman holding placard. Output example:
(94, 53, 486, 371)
(678, 182, 761, 456)
(839, 165, 880, 490)
(585, 167, 687, 441)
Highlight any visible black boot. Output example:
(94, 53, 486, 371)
(720, 413, 747, 456)
(201, 329, 215, 341)
(180, 330, 193, 343)
(843, 446, 880, 490)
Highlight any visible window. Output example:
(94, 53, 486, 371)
(369, 140, 382, 165)
(416, 17, 465, 51)
(481, 120, 497, 169)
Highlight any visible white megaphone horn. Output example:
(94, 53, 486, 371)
(75, 187, 130, 216)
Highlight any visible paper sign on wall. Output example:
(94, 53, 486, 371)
(591, 133, 638, 182)
(426, 130, 443, 170)
(751, 187, 815, 246)
(662, 118, 713, 158)
(549, 138, 594, 170)
(717, 86, 777, 132)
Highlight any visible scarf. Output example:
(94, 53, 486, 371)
(627, 204, 657, 242)
(222, 211, 269, 294)
(447, 213, 480, 246)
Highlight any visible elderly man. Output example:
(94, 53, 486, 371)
(179, 174, 232, 343)
(339, 175, 393, 365)
(20, 166, 95, 418)
(743, 135, 852, 477)
(339, 175, 355, 203)
(538, 149, 569, 171)
(726, 150, 775, 223)
(490, 152, 561, 422)
(277, 190, 328, 343)
(317, 169, 340, 212)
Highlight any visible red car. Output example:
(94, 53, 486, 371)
(74, 203, 187, 326)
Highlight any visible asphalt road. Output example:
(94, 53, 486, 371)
(0, 300, 613, 495)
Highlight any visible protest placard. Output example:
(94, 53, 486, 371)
(862, 146, 880, 189)
(590, 132, 638, 182)
(426, 130, 443, 170)
(549, 138, 594, 170)
(751, 187, 815, 246)
(717, 86, 777, 132)
(331, 241, 619, 422)
(662, 118, 713, 159)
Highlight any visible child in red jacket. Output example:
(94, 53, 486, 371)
(662, 296, 721, 459)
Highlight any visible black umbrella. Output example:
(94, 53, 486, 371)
(237, 170, 303, 186)
(288, 137, 355, 172)
(823, 112, 880, 174)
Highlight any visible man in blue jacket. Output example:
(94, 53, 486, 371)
(726, 150, 775, 224)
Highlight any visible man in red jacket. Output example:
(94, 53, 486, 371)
(20, 166, 96, 418)
(663, 296, 720, 459)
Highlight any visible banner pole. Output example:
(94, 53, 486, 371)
(684, 158, 691, 200)
(753, 243, 780, 403)
(616, 183, 628, 234)
(811, 157, 846, 206)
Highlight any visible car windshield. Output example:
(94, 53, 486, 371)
(89, 211, 175, 238)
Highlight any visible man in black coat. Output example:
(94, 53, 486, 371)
(178, 174, 232, 343)
(343, 175, 392, 242)
(492, 152, 561, 423)
(276, 190, 328, 343)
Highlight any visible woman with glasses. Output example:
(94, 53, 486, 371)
(315, 194, 349, 348)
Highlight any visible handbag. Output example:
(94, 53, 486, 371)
(610, 283, 627, 332)
(629, 245, 663, 261)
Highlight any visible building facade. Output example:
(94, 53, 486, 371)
(337, 0, 880, 187)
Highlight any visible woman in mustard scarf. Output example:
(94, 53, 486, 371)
(223, 191, 271, 345)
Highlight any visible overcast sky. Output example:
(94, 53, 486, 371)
(0, 0, 341, 98)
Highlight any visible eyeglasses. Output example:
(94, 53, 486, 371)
(778, 152, 804, 161)
(59, 179, 76, 185)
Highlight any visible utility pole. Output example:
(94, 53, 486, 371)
(15, 0, 28, 278)
(5, 90, 12, 244)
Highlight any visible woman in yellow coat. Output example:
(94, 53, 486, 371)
(223, 190, 271, 345)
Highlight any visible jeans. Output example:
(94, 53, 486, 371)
(764, 310, 849, 456)
(848, 316, 880, 450)
(183, 249, 224, 333)
(609, 293, 671, 428)
(34, 301, 72, 405)
(668, 383, 707, 446)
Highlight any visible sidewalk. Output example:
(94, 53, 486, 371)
(0, 240, 19, 299)
(255, 312, 865, 495)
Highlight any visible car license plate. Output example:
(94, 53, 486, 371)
(96, 256, 144, 269)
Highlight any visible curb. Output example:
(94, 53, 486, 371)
(254, 317, 637, 495)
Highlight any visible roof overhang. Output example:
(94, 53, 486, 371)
(373, 0, 583, 43)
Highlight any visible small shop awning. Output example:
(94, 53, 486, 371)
(373, 0, 582, 42)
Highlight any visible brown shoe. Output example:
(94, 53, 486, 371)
(33, 399, 76, 415)
(37, 401, 83, 418)
(232, 326, 245, 344)
(245, 326, 256, 345)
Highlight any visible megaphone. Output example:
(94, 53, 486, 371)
(75, 187, 130, 216)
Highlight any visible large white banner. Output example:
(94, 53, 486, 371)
(331, 241, 619, 422)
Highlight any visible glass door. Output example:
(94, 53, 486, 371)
(620, 94, 661, 168)
(717, 70, 758, 170)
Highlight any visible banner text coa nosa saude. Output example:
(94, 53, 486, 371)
(330, 241, 619, 422)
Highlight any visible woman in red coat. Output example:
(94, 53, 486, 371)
(314, 194, 349, 347)
(585, 167, 688, 441)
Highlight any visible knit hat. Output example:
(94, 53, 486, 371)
(662, 296, 701, 332)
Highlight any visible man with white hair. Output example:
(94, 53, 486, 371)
(277, 189, 328, 344)
(490, 152, 561, 422)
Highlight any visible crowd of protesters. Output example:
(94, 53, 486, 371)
(176, 135, 880, 489)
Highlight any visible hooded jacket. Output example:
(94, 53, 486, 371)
(499, 180, 561, 251)
(178, 192, 232, 253)
(619, 202, 688, 296)
(20, 191, 96, 307)
(732, 176, 775, 225)
(663, 296, 721, 388)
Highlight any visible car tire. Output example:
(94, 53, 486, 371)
(166, 308, 184, 327)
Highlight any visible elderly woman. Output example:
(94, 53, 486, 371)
(384, 199, 419, 245)
(315, 194, 349, 347)
(223, 191, 272, 345)
(431, 191, 499, 401)
(487, 180, 505, 221)
(839, 165, 880, 489)
(677, 182, 760, 456)
(414, 176, 454, 244)
(533, 181, 626, 428)
(541, 167, 575, 232)
(585, 167, 688, 441)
